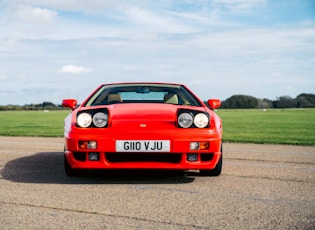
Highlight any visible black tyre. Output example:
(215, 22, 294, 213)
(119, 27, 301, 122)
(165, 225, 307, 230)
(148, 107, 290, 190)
(200, 145, 223, 176)
(64, 155, 86, 177)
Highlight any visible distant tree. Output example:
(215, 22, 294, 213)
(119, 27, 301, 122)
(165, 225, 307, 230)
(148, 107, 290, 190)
(258, 98, 274, 109)
(296, 93, 315, 108)
(42, 102, 56, 107)
(273, 96, 296, 108)
(0, 105, 17, 111)
(22, 104, 39, 110)
(222, 95, 259, 108)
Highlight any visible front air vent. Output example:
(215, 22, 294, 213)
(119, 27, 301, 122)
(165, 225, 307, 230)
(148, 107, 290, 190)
(106, 153, 181, 163)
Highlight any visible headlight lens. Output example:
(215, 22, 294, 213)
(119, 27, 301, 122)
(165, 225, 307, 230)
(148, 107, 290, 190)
(178, 112, 194, 128)
(93, 112, 108, 127)
(77, 112, 92, 128)
(194, 113, 209, 128)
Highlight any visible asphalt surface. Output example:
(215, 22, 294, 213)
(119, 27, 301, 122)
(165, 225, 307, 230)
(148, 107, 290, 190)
(0, 136, 314, 229)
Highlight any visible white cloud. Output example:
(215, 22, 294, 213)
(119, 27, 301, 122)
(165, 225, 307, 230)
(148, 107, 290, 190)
(14, 5, 58, 22)
(58, 65, 93, 74)
(0, 76, 7, 81)
(125, 7, 186, 33)
(1, 0, 267, 13)
(0, 0, 272, 41)
(0, 4, 58, 40)
(213, 0, 267, 12)
(0, 0, 136, 15)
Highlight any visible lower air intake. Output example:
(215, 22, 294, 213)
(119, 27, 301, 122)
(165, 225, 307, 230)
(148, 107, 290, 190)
(106, 153, 181, 163)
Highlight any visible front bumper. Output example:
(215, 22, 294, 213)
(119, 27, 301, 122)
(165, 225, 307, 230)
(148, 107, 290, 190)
(64, 130, 222, 170)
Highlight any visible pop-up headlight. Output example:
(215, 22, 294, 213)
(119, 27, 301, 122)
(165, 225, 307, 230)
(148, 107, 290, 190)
(93, 112, 108, 127)
(77, 113, 92, 128)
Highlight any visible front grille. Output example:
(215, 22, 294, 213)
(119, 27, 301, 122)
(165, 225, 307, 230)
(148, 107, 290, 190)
(106, 152, 181, 163)
(73, 152, 86, 161)
(200, 153, 214, 162)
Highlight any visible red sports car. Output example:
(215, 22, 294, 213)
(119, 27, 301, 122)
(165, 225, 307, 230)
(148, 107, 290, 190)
(62, 82, 222, 176)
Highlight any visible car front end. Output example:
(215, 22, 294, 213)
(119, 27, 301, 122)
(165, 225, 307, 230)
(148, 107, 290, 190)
(62, 83, 222, 176)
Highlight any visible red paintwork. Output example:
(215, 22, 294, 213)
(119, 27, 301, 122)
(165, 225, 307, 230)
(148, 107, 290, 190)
(208, 99, 221, 110)
(62, 99, 77, 110)
(62, 82, 222, 173)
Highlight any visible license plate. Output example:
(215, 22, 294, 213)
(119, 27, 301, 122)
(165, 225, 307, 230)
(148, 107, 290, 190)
(116, 140, 170, 152)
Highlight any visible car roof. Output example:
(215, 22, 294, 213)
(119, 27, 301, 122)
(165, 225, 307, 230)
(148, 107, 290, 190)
(101, 82, 185, 87)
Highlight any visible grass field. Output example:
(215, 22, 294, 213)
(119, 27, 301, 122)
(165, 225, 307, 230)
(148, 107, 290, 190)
(0, 110, 69, 137)
(216, 109, 315, 145)
(0, 109, 314, 145)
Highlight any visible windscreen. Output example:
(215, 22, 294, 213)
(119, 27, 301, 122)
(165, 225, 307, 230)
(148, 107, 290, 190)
(84, 83, 201, 107)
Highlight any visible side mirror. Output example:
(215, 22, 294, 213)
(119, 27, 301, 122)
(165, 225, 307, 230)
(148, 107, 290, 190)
(62, 99, 77, 110)
(207, 99, 221, 110)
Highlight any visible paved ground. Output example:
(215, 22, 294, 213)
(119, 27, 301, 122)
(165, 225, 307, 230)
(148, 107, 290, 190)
(0, 136, 314, 229)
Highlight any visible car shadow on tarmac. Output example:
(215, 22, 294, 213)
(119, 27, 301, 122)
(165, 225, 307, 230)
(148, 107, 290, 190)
(1, 152, 197, 184)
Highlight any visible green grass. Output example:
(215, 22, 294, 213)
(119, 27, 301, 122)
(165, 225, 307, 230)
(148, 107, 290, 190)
(0, 109, 314, 145)
(0, 110, 70, 137)
(217, 108, 315, 145)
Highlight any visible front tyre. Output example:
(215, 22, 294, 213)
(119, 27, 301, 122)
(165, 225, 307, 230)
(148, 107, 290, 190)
(200, 145, 222, 176)
(64, 155, 86, 177)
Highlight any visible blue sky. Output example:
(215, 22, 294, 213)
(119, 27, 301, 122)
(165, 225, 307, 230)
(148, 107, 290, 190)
(0, 0, 314, 105)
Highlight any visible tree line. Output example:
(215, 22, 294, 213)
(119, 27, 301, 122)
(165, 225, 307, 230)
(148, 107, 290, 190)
(0, 102, 65, 111)
(221, 93, 315, 109)
(0, 93, 314, 110)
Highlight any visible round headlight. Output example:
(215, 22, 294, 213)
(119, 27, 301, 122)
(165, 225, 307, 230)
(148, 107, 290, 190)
(178, 112, 193, 128)
(194, 113, 209, 128)
(93, 112, 108, 127)
(77, 112, 92, 128)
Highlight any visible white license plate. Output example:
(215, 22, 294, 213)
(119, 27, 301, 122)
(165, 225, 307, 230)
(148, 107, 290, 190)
(116, 140, 170, 152)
